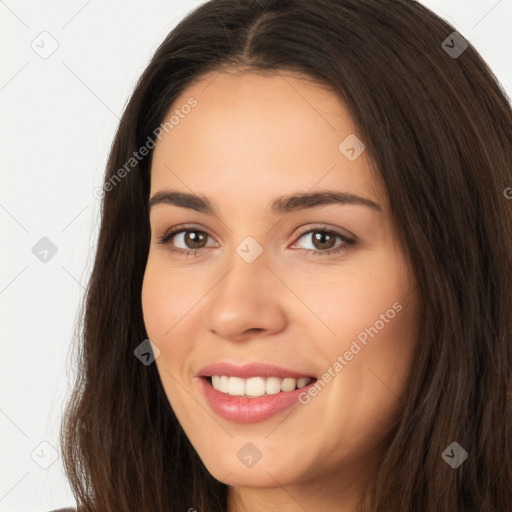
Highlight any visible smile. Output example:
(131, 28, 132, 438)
(209, 375, 314, 397)
(198, 375, 318, 424)
(196, 361, 318, 423)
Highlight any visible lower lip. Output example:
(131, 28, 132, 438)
(198, 377, 317, 424)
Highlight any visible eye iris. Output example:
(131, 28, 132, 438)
(312, 231, 336, 250)
(185, 231, 206, 249)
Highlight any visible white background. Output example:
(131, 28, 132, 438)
(1, 1, 511, 510)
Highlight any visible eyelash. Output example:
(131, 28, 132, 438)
(156, 225, 356, 257)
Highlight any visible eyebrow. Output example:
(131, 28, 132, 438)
(149, 190, 383, 215)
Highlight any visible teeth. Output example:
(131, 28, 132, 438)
(281, 377, 296, 392)
(297, 377, 311, 388)
(228, 376, 245, 396)
(245, 377, 265, 396)
(265, 377, 282, 395)
(210, 375, 313, 397)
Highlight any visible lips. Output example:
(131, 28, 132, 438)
(196, 361, 318, 423)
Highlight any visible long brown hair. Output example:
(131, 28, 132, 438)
(60, 1, 512, 510)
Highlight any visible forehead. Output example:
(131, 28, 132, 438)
(150, 70, 385, 209)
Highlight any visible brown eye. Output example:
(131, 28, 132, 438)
(157, 225, 355, 257)
(310, 230, 337, 251)
(292, 227, 356, 256)
(158, 228, 214, 251)
(181, 230, 208, 249)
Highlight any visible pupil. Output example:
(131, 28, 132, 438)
(186, 231, 205, 249)
(313, 231, 335, 250)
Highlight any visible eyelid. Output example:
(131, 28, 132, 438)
(293, 223, 356, 241)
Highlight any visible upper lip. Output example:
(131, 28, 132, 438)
(198, 362, 316, 379)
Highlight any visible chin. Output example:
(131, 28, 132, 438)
(197, 446, 306, 488)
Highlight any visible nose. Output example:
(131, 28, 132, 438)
(204, 246, 288, 342)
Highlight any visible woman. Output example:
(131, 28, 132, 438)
(58, 0, 512, 511)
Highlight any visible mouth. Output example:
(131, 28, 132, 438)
(196, 363, 318, 424)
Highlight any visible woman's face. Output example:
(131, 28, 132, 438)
(142, 70, 421, 505)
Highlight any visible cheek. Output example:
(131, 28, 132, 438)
(320, 248, 420, 398)
(141, 274, 167, 342)
(315, 247, 417, 346)
(141, 253, 212, 388)
(141, 260, 195, 407)
(141, 268, 170, 339)
(141, 254, 197, 340)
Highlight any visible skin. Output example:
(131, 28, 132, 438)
(141, 69, 421, 512)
